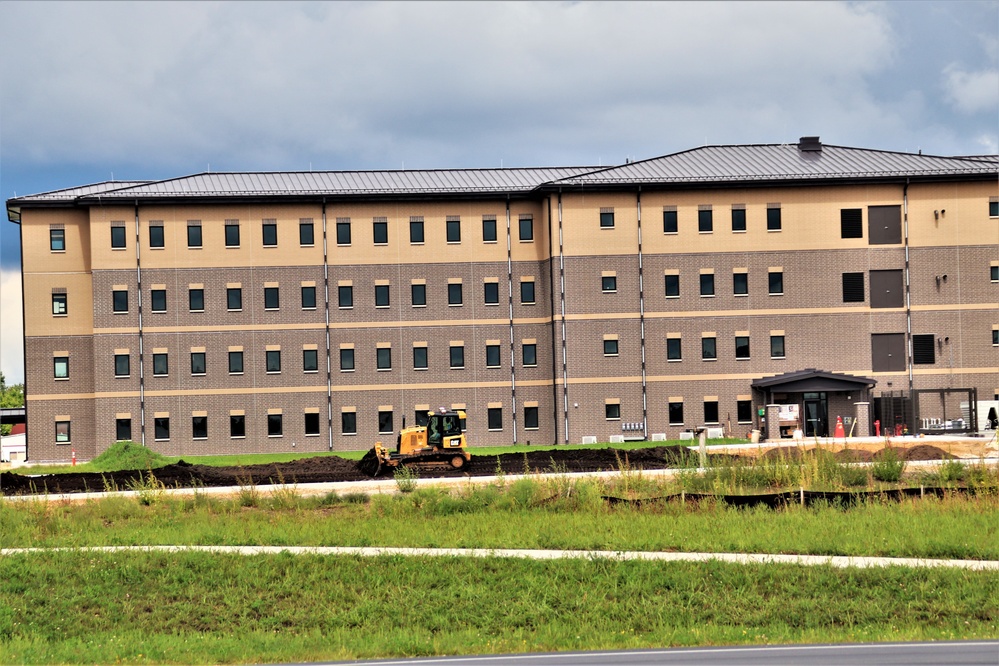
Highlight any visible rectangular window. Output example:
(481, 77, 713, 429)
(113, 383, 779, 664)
(301, 286, 316, 309)
(154, 417, 170, 441)
(484, 282, 499, 305)
(665, 274, 679, 298)
(228, 351, 244, 374)
(52, 293, 68, 315)
(53, 356, 68, 379)
(523, 343, 537, 367)
(377, 347, 392, 370)
(336, 220, 351, 245)
(841, 209, 863, 238)
(701, 337, 717, 361)
(482, 217, 497, 242)
(189, 288, 204, 312)
(116, 418, 131, 441)
(990, 200, 999, 217)
(378, 410, 394, 434)
(264, 286, 280, 310)
(603, 339, 619, 356)
(991, 265, 999, 282)
(519, 216, 534, 241)
(768, 271, 784, 295)
(605, 403, 621, 420)
(704, 401, 720, 424)
(230, 414, 246, 438)
(190, 352, 206, 375)
(373, 218, 388, 244)
(486, 344, 501, 368)
(994, 329, 999, 346)
(375, 284, 390, 308)
(698, 207, 713, 233)
(870, 270, 904, 308)
(446, 219, 461, 243)
(114, 354, 130, 377)
(699, 273, 715, 297)
(111, 226, 127, 249)
(912, 334, 936, 364)
(737, 400, 753, 424)
(113, 289, 129, 313)
(448, 283, 463, 306)
(413, 346, 428, 370)
(667, 338, 682, 361)
(488, 407, 503, 431)
(150, 289, 167, 312)
(153, 353, 168, 376)
(225, 222, 240, 247)
(192, 416, 208, 440)
(663, 208, 678, 233)
(600, 210, 615, 228)
(266, 350, 281, 373)
(868, 205, 901, 245)
(668, 401, 684, 425)
(733, 272, 748, 296)
(524, 406, 539, 430)
(338, 285, 353, 309)
(299, 220, 314, 246)
(410, 217, 425, 243)
(303, 349, 319, 372)
(268, 414, 283, 437)
(50, 228, 65, 251)
(149, 223, 165, 248)
(766, 205, 782, 231)
(187, 223, 202, 248)
(305, 413, 320, 436)
(842, 273, 865, 303)
(601, 276, 617, 293)
(261, 220, 277, 246)
(770, 335, 786, 359)
(227, 288, 242, 311)
(731, 206, 746, 232)
(341, 411, 357, 435)
(735, 336, 750, 360)
(55, 420, 71, 443)
(411, 283, 426, 307)
(520, 280, 535, 304)
(449, 345, 465, 369)
(340, 348, 355, 371)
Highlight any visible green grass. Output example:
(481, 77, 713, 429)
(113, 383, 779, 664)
(0, 550, 995, 664)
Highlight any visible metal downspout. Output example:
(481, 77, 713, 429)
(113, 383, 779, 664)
(903, 180, 913, 394)
(505, 197, 517, 443)
(134, 201, 146, 446)
(636, 188, 647, 438)
(323, 199, 333, 450)
(557, 191, 569, 443)
(546, 195, 560, 444)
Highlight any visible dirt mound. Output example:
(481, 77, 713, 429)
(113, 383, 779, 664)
(834, 448, 874, 463)
(760, 447, 805, 462)
(880, 445, 956, 461)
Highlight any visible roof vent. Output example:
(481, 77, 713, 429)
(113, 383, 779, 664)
(798, 136, 822, 152)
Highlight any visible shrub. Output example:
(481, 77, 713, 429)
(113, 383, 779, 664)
(90, 440, 171, 473)
(393, 466, 419, 493)
(872, 448, 906, 483)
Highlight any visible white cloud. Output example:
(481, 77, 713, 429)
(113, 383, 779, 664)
(943, 64, 999, 114)
(0, 269, 23, 385)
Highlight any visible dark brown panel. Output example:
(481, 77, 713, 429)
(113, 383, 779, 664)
(870, 269, 903, 308)
(871, 333, 905, 372)
(868, 205, 901, 245)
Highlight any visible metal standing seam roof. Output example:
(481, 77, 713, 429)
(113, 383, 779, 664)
(553, 144, 999, 185)
(12, 180, 151, 201)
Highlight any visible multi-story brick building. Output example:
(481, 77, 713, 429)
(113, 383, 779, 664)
(7, 137, 998, 461)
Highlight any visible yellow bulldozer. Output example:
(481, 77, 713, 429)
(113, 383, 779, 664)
(358, 409, 471, 476)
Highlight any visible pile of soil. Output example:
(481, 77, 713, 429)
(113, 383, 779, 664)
(833, 448, 874, 463)
(872, 444, 955, 461)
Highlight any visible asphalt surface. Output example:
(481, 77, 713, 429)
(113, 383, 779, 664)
(300, 641, 999, 665)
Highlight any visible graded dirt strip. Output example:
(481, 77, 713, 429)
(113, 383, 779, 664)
(2, 545, 997, 571)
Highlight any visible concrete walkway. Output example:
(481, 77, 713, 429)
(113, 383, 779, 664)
(2, 544, 997, 571)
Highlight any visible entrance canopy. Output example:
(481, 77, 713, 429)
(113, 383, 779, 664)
(751, 368, 876, 393)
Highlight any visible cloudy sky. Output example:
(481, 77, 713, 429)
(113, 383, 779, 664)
(0, 0, 997, 383)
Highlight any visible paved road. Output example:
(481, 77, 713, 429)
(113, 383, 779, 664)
(308, 641, 999, 665)
(3, 545, 997, 571)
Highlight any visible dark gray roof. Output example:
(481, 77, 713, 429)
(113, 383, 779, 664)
(15, 180, 151, 201)
(751, 368, 876, 392)
(554, 143, 999, 186)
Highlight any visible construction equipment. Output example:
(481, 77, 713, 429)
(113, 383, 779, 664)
(358, 409, 471, 476)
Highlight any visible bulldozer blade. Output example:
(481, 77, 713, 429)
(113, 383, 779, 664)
(357, 449, 384, 477)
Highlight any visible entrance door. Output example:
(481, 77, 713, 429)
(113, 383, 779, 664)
(803, 392, 828, 437)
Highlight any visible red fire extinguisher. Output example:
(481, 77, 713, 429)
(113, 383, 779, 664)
(874, 420, 880, 437)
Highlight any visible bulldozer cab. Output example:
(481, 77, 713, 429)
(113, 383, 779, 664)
(426, 410, 465, 448)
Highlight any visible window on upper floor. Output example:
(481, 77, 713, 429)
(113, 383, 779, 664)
(338, 285, 353, 309)
(487, 407, 503, 431)
(669, 401, 684, 425)
(187, 223, 202, 248)
(52, 292, 67, 315)
(114, 353, 130, 377)
(50, 228, 65, 251)
(373, 218, 388, 245)
(735, 336, 750, 360)
(55, 420, 71, 444)
(701, 337, 717, 361)
(603, 338, 619, 356)
(299, 220, 314, 246)
(341, 411, 357, 435)
(264, 287, 280, 310)
(483, 282, 499, 305)
(376, 347, 392, 370)
(268, 414, 283, 437)
(663, 207, 678, 233)
(486, 344, 501, 368)
(446, 218, 461, 243)
(766, 205, 782, 231)
(301, 286, 316, 309)
(665, 274, 679, 298)
(519, 216, 534, 241)
(698, 207, 713, 233)
(228, 351, 244, 374)
(111, 226, 127, 249)
(375, 284, 390, 308)
(704, 400, 720, 424)
(731, 206, 746, 232)
(266, 350, 281, 373)
(602, 275, 617, 293)
(262, 220, 277, 246)
(53, 356, 68, 379)
(449, 344, 465, 369)
(410, 217, 424, 243)
(227, 288, 242, 311)
(225, 221, 240, 247)
(520, 280, 535, 305)
(230, 414, 246, 438)
(990, 265, 998, 282)
(605, 403, 621, 420)
(522, 343, 537, 367)
(448, 283, 463, 306)
(768, 271, 784, 296)
(305, 412, 320, 436)
(116, 418, 131, 441)
(413, 346, 428, 370)
(154, 417, 170, 441)
(524, 406, 539, 430)
(303, 349, 319, 373)
(989, 198, 998, 217)
(340, 348, 355, 372)
(411, 283, 426, 307)
(378, 410, 393, 434)
(149, 223, 164, 248)
(190, 352, 206, 375)
(667, 337, 681, 361)
(192, 416, 208, 440)
(699, 273, 715, 297)
(113, 289, 129, 313)
(336, 219, 351, 245)
(482, 217, 497, 242)
(770, 335, 786, 359)
(600, 209, 615, 228)
(153, 353, 168, 376)
(151, 289, 167, 312)
(733, 272, 748, 296)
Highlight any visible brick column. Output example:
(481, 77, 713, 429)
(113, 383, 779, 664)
(853, 402, 870, 437)
(765, 404, 781, 442)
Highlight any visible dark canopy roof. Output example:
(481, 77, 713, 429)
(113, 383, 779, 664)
(751, 368, 876, 393)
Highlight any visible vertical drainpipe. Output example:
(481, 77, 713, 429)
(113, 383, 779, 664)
(546, 195, 560, 444)
(505, 196, 517, 444)
(636, 188, 648, 438)
(134, 200, 145, 446)
(322, 199, 333, 450)
(557, 191, 569, 443)
(903, 180, 913, 394)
